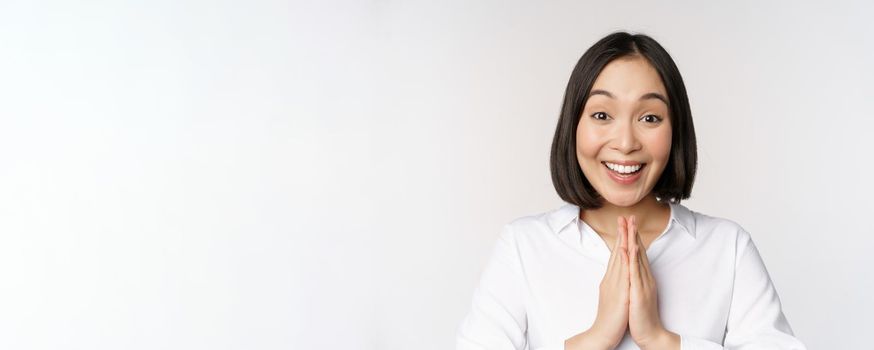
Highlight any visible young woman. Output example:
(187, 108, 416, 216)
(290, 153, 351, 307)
(456, 32, 806, 350)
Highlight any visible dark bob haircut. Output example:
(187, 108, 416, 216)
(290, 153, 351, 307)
(550, 31, 697, 209)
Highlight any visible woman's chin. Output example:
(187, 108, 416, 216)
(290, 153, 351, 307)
(602, 194, 643, 207)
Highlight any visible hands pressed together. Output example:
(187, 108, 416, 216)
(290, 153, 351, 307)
(566, 216, 681, 350)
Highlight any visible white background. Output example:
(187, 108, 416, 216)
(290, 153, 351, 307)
(1, 1, 872, 349)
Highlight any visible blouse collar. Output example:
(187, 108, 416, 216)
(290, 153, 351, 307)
(547, 200, 697, 239)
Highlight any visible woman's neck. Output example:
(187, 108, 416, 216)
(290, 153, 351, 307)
(579, 194, 671, 241)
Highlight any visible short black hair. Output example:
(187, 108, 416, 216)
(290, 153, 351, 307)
(550, 31, 697, 209)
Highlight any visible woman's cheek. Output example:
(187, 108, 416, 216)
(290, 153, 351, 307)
(654, 129, 672, 163)
(640, 127, 671, 162)
(576, 125, 603, 158)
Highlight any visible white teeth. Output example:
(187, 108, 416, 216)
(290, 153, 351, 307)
(605, 162, 642, 174)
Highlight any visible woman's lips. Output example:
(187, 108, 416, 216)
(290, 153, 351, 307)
(603, 162, 645, 185)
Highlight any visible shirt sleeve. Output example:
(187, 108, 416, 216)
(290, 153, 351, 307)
(679, 229, 806, 350)
(456, 225, 565, 350)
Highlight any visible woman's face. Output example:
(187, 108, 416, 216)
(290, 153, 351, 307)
(576, 56, 673, 207)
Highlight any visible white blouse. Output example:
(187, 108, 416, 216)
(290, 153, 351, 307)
(456, 202, 806, 350)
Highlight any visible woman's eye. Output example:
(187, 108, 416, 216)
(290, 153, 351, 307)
(591, 112, 609, 121)
(641, 114, 663, 123)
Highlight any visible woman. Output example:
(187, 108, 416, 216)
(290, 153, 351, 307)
(456, 32, 806, 350)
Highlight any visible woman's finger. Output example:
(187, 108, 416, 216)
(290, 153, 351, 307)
(606, 216, 622, 272)
(632, 219, 653, 279)
(631, 216, 656, 287)
(629, 216, 644, 289)
(618, 216, 629, 268)
(632, 217, 645, 263)
(637, 229, 650, 275)
(616, 216, 628, 251)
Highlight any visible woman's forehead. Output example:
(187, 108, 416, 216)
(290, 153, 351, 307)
(590, 56, 667, 98)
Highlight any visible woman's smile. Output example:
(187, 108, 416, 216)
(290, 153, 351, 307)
(602, 161, 647, 185)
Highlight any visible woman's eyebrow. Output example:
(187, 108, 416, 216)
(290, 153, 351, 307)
(589, 89, 668, 106)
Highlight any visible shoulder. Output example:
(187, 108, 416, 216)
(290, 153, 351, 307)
(498, 203, 575, 242)
(681, 204, 754, 244)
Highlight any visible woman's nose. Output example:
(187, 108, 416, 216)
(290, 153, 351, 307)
(610, 120, 642, 154)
